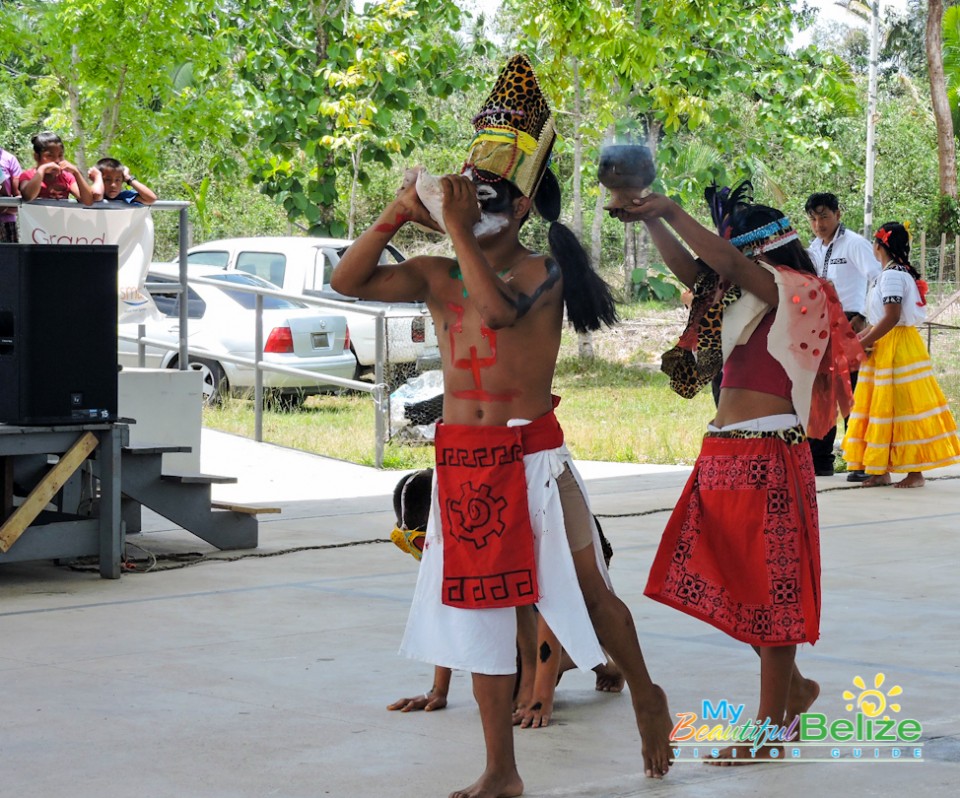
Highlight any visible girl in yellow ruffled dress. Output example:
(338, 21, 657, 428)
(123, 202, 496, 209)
(843, 222, 960, 487)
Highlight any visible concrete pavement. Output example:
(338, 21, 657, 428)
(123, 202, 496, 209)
(1, 429, 957, 797)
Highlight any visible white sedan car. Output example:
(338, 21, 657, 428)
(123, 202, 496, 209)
(182, 237, 440, 383)
(118, 266, 355, 407)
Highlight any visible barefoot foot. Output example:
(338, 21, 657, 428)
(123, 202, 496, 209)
(448, 769, 524, 798)
(786, 677, 820, 725)
(894, 472, 925, 489)
(387, 691, 448, 713)
(861, 474, 891, 488)
(633, 684, 673, 779)
(594, 661, 625, 693)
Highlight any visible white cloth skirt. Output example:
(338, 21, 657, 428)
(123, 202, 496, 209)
(399, 439, 609, 675)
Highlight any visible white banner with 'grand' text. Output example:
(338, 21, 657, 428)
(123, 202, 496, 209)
(19, 201, 158, 324)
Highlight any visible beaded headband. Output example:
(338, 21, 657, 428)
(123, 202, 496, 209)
(729, 216, 799, 258)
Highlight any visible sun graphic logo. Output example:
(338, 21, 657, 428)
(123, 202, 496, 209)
(842, 673, 903, 719)
(800, 672, 923, 751)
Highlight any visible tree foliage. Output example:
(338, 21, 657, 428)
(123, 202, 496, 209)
(0, 0, 233, 173)
(502, 0, 857, 204)
(230, 0, 492, 236)
(0, 0, 952, 266)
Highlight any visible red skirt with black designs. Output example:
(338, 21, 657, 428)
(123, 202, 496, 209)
(644, 433, 820, 646)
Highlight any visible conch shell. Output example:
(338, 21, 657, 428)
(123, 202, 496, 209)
(415, 169, 507, 238)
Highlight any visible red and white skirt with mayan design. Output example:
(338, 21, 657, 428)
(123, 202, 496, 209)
(645, 431, 821, 646)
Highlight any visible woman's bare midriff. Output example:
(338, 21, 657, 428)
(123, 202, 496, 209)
(712, 388, 795, 428)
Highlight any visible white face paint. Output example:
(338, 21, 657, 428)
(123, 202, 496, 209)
(475, 184, 498, 203)
(473, 212, 509, 238)
(472, 181, 511, 237)
(461, 167, 512, 238)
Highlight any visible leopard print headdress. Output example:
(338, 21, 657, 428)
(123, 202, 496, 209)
(462, 54, 556, 198)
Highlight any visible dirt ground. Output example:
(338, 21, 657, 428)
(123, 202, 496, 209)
(560, 305, 688, 365)
(569, 291, 960, 368)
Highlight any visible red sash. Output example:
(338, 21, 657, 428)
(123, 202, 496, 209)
(434, 411, 563, 609)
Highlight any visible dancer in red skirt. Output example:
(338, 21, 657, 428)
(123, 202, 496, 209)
(612, 182, 862, 762)
(335, 54, 674, 797)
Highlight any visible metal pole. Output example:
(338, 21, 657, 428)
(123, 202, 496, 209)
(939, 232, 947, 303)
(178, 206, 189, 370)
(862, 0, 879, 237)
(254, 293, 264, 442)
(137, 323, 146, 368)
(374, 312, 386, 468)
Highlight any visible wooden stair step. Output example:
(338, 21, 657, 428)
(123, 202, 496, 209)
(123, 444, 193, 455)
(211, 501, 281, 515)
(161, 472, 238, 485)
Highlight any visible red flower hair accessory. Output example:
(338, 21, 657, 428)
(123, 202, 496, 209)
(875, 228, 892, 245)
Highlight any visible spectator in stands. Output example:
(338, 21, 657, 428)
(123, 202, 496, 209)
(0, 143, 22, 241)
(18, 131, 99, 205)
(90, 157, 157, 205)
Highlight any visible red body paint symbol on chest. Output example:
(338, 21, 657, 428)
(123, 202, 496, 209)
(446, 302, 519, 402)
(373, 212, 412, 233)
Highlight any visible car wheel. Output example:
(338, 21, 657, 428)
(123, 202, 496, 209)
(169, 357, 228, 406)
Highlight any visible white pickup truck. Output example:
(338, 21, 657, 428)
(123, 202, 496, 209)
(182, 237, 440, 383)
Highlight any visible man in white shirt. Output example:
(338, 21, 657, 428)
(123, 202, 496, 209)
(805, 192, 882, 480)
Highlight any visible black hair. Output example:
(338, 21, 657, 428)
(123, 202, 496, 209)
(706, 181, 753, 239)
(875, 222, 921, 279)
(392, 468, 433, 531)
(31, 131, 63, 155)
(804, 193, 840, 214)
(728, 203, 817, 276)
(96, 157, 123, 172)
(533, 168, 618, 333)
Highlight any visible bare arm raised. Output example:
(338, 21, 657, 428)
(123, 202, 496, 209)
(644, 218, 701, 290)
(331, 167, 439, 303)
(616, 193, 778, 306)
(443, 174, 561, 330)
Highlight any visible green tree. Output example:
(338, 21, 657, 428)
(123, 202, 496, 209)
(231, 0, 490, 236)
(501, 0, 855, 294)
(927, 0, 958, 198)
(0, 0, 233, 174)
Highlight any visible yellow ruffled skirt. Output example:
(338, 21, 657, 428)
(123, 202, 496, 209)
(843, 326, 960, 474)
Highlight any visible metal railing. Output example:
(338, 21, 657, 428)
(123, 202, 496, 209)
(123, 274, 390, 466)
(0, 197, 392, 467)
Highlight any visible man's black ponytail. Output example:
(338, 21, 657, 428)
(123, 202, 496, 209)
(534, 169, 619, 333)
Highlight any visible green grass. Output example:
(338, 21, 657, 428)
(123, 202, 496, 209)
(202, 361, 716, 469)
(202, 310, 960, 470)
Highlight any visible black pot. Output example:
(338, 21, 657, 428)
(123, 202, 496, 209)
(598, 144, 656, 207)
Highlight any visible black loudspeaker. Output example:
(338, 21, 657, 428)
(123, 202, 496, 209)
(0, 244, 118, 425)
